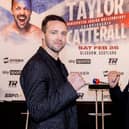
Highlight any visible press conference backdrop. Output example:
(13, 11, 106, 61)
(0, 0, 129, 101)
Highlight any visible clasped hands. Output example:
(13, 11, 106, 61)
(67, 71, 121, 91)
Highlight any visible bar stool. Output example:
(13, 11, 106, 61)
(21, 109, 29, 129)
(88, 84, 111, 129)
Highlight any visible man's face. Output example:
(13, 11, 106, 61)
(44, 20, 67, 54)
(11, 0, 32, 29)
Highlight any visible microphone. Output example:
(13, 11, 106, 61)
(81, 78, 108, 88)
(88, 78, 109, 89)
(103, 71, 124, 77)
(93, 78, 108, 85)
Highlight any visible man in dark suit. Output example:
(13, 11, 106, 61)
(108, 71, 129, 129)
(20, 14, 86, 129)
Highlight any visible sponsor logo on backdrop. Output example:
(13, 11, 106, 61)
(8, 80, 18, 88)
(103, 71, 109, 77)
(2, 70, 21, 75)
(68, 59, 91, 64)
(69, 71, 90, 76)
(76, 59, 91, 64)
(10, 70, 21, 75)
(68, 59, 76, 64)
(4, 93, 21, 98)
(2, 70, 9, 75)
(103, 70, 124, 77)
(3, 57, 24, 64)
(108, 58, 118, 65)
(79, 71, 90, 76)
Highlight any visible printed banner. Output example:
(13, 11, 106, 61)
(0, 0, 129, 101)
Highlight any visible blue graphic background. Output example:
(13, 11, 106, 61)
(32, 0, 63, 14)
(0, 6, 13, 29)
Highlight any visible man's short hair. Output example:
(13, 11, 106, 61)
(41, 15, 66, 33)
(11, 0, 15, 9)
(11, 0, 32, 9)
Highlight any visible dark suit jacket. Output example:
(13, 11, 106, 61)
(20, 47, 79, 129)
(110, 83, 129, 129)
